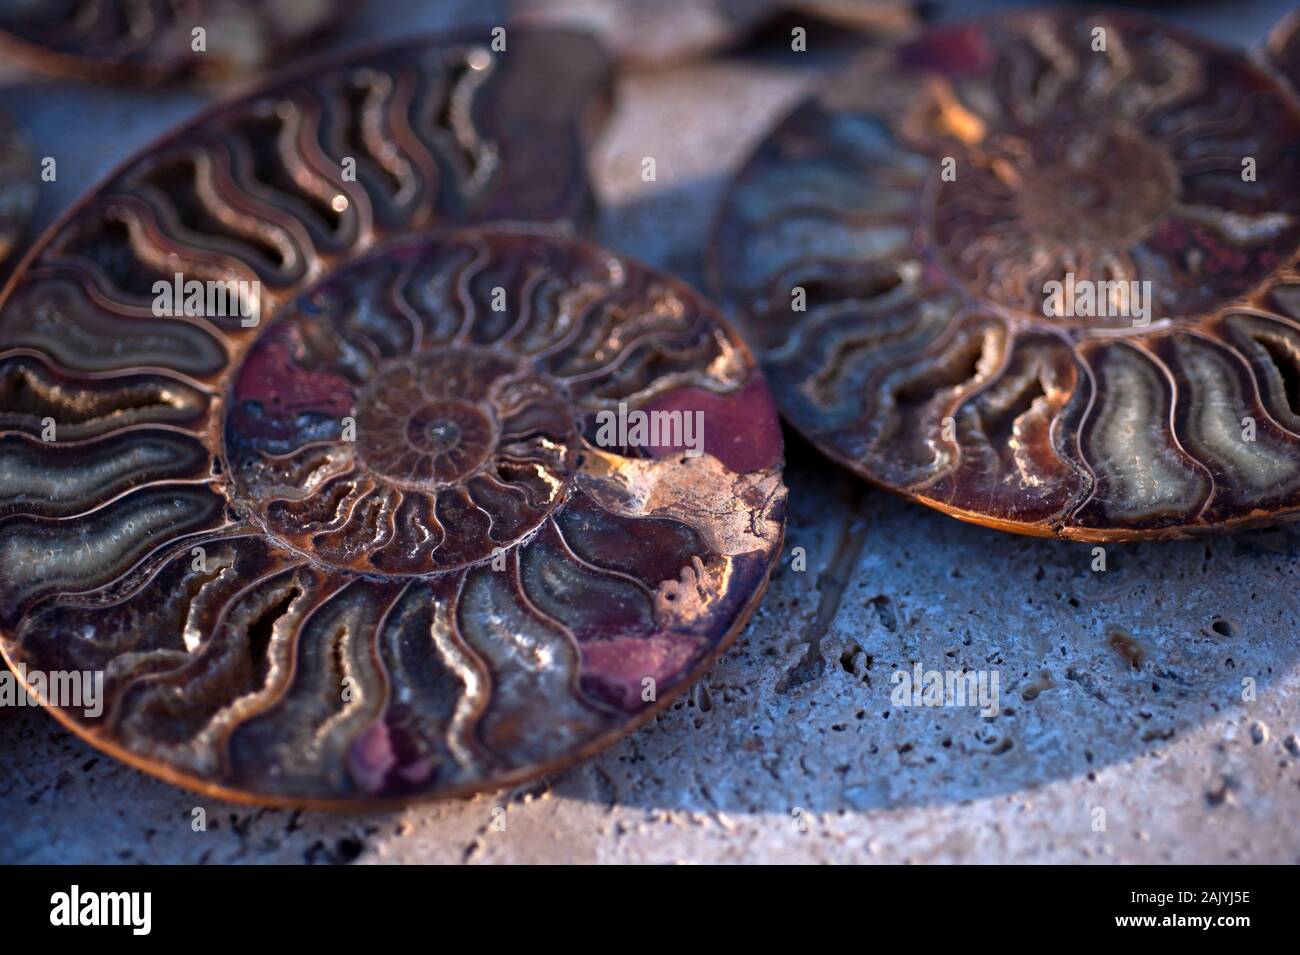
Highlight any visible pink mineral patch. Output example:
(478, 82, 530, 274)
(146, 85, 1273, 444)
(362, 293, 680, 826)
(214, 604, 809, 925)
(580, 632, 703, 713)
(347, 721, 397, 795)
(233, 324, 356, 434)
(348, 717, 437, 794)
(641, 375, 783, 473)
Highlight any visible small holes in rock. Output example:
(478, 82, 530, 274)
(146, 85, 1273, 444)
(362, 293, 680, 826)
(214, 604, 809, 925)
(1209, 617, 1237, 638)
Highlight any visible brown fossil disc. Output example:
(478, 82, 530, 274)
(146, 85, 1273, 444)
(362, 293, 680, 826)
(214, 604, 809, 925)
(0, 28, 740, 806)
(0, 111, 38, 268)
(0, 0, 359, 84)
(712, 9, 1300, 541)
(0, 225, 786, 806)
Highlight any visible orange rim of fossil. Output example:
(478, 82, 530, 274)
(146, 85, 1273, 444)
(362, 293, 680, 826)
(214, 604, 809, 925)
(712, 8, 1300, 542)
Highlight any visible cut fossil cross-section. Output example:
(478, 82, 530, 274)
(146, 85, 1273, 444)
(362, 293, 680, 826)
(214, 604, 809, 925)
(2, 26, 612, 321)
(0, 227, 786, 806)
(0, 28, 785, 805)
(712, 9, 1300, 540)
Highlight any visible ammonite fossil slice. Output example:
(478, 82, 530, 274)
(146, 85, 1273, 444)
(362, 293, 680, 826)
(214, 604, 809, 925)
(0, 0, 357, 83)
(0, 26, 610, 320)
(0, 227, 786, 805)
(713, 10, 1300, 541)
(0, 111, 38, 268)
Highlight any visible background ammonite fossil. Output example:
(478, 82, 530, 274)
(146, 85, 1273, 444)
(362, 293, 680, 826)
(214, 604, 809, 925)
(0, 0, 358, 83)
(0, 226, 786, 806)
(712, 9, 1300, 541)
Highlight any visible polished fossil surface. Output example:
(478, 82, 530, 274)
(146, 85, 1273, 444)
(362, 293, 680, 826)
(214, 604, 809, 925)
(0, 224, 786, 805)
(713, 10, 1300, 540)
(0, 27, 789, 806)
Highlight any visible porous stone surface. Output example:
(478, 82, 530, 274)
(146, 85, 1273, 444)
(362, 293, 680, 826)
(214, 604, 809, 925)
(3, 0, 1299, 864)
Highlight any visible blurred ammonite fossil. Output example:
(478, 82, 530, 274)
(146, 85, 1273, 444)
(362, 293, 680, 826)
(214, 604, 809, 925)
(0, 0, 358, 83)
(712, 9, 1300, 541)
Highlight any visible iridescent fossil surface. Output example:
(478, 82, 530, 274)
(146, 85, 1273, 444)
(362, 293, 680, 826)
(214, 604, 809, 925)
(0, 225, 786, 805)
(713, 10, 1300, 541)
(0, 26, 611, 315)
(0, 29, 765, 805)
(0, 0, 356, 83)
(0, 110, 37, 269)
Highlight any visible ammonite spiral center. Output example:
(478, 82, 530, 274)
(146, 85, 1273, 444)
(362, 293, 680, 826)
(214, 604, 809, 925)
(355, 366, 498, 488)
(1010, 125, 1177, 247)
(225, 324, 582, 575)
(931, 121, 1187, 325)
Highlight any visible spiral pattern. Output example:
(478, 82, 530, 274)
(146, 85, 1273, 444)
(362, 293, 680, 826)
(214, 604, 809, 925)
(0, 30, 764, 806)
(0, 226, 786, 805)
(713, 10, 1300, 540)
(226, 276, 582, 575)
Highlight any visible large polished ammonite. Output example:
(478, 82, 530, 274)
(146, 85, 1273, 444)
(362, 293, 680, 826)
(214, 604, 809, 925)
(712, 9, 1300, 540)
(0, 226, 785, 805)
(0, 0, 357, 83)
(0, 28, 774, 806)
